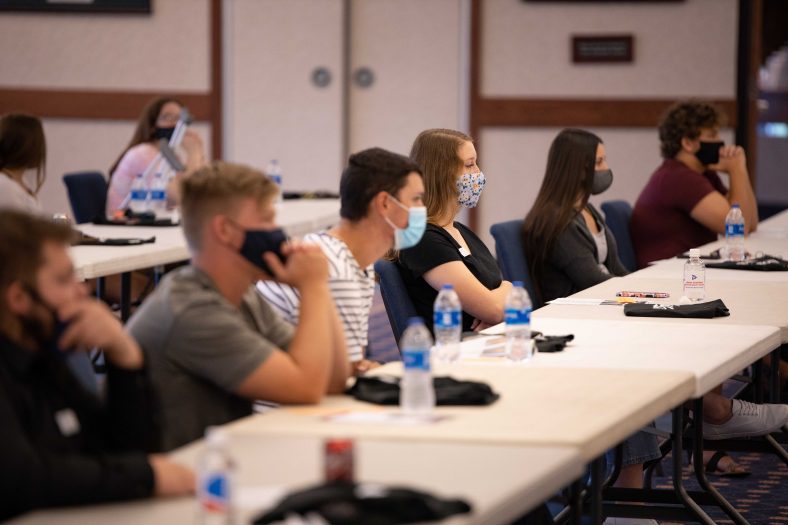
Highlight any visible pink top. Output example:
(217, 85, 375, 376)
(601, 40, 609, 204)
(106, 143, 159, 215)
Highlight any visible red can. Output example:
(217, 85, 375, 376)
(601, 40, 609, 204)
(324, 438, 354, 482)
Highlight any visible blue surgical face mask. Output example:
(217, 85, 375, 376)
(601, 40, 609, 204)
(384, 195, 427, 250)
(456, 171, 486, 208)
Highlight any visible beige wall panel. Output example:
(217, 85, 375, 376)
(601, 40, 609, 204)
(482, 0, 737, 98)
(0, 0, 210, 91)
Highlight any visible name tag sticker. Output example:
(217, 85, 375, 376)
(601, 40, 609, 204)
(55, 408, 81, 437)
(458, 247, 470, 257)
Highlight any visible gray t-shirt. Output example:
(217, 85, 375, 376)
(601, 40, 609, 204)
(128, 266, 293, 451)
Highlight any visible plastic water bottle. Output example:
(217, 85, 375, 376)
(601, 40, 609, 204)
(265, 159, 283, 201)
(683, 249, 706, 302)
(149, 172, 167, 217)
(505, 281, 534, 362)
(128, 173, 149, 213)
(433, 284, 461, 363)
(400, 317, 435, 415)
(198, 427, 235, 525)
(724, 203, 745, 262)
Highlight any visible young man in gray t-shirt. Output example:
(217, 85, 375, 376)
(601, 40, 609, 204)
(128, 162, 350, 451)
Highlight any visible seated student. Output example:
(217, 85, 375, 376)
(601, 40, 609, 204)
(106, 96, 206, 216)
(396, 128, 512, 333)
(0, 113, 46, 214)
(258, 148, 425, 373)
(524, 129, 788, 478)
(0, 210, 194, 521)
(128, 162, 350, 451)
(631, 100, 758, 267)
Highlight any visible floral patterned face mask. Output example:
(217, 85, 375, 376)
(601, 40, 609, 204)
(456, 171, 486, 208)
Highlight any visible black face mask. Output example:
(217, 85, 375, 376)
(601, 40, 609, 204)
(153, 127, 176, 142)
(20, 284, 69, 355)
(591, 169, 613, 195)
(694, 140, 724, 166)
(238, 228, 288, 276)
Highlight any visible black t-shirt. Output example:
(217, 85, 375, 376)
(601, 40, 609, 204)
(396, 222, 503, 333)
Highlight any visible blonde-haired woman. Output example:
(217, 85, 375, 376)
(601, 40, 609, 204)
(396, 128, 511, 333)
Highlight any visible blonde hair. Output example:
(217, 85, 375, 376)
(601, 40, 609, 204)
(409, 128, 472, 223)
(180, 161, 278, 251)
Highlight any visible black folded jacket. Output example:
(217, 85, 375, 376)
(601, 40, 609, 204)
(346, 376, 499, 406)
(624, 299, 730, 319)
(706, 255, 788, 272)
(253, 481, 472, 525)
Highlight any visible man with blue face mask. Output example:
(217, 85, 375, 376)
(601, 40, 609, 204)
(258, 148, 425, 374)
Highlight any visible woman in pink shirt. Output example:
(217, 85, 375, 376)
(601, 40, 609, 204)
(106, 97, 206, 216)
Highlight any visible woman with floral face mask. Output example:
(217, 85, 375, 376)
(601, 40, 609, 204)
(396, 128, 512, 334)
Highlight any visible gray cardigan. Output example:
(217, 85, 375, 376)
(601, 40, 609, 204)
(538, 204, 629, 303)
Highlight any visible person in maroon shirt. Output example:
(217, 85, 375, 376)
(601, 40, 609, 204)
(631, 100, 758, 268)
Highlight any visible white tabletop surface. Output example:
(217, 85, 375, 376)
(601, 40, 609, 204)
(475, 318, 779, 397)
(226, 363, 694, 463)
(70, 199, 339, 280)
(535, 276, 788, 344)
(754, 208, 788, 237)
(8, 435, 583, 525)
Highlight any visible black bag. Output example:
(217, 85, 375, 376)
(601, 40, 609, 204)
(346, 376, 499, 406)
(624, 299, 730, 319)
(706, 255, 788, 272)
(253, 481, 472, 525)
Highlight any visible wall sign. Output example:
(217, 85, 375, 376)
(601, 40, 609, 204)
(572, 35, 634, 63)
(0, 0, 151, 14)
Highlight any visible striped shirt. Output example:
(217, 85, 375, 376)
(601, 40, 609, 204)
(257, 231, 375, 362)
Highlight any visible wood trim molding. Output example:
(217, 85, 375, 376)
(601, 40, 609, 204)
(476, 98, 738, 128)
(209, 0, 223, 160)
(0, 88, 212, 121)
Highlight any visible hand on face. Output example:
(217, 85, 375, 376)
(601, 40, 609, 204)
(709, 144, 747, 174)
(263, 241, 329, 289)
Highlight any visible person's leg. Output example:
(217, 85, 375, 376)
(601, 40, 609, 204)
(702, 391, 733, 424)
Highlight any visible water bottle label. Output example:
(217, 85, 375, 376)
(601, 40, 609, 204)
(725, 223, 744, 237)
(402, 349, 430, 371)
(131, 189, 148, 200)
(200, 473, 229, 512)
(433, 310, 461, 328)
(270, 175, 282, 186)
(150, 189, 166, 200)
(505, 307, 531, 325)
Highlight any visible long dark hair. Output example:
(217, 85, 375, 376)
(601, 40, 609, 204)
(522, 128, 602, 302)
(108, 96, 182, 178)
(0, 114, 46, 196)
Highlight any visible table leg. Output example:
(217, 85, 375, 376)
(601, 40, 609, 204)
(569, 479, 583, 525)
(671, 408, 715, 525)
(589, 458, 604, 525)
(691, 399, 749, 524)
(770, 347, 782, 404)
(120, 272, 131, 322)
(753, 359, 765, 404)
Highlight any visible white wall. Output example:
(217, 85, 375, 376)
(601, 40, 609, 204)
(476, 0, 739, 247)
(0, 0, 212, 215)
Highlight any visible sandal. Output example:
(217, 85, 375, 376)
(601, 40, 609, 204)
(703, 451, 751, 478)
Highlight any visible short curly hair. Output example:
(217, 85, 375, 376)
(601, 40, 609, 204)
(658, 100, 726, 158)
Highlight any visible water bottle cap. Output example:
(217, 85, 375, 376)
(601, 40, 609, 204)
(731, 203, 740, 208)
(407, 317, 424, 327)
(689, 248, 700, 258)
(512, 281, 524, 288)
(441, 284, 454, 290)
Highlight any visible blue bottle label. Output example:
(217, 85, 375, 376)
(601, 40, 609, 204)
(433, 310, 461, 328)
(150, 189, 166, 200)
(201, 473, 229, 512)
(505, 307, 531, 325)
(402, 349, 430, 371)
(725, 223, 744, 236)
(131, 189, 148, 200)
